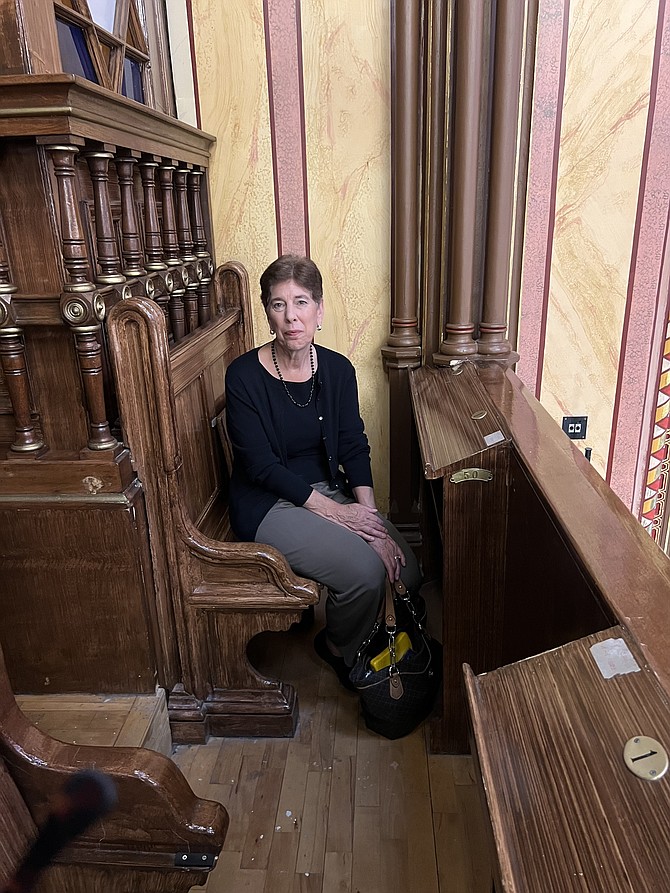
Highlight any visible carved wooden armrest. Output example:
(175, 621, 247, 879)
(0, 655, 227, 857)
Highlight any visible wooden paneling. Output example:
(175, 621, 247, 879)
(0, 142, 63, 294)
(502, 449, 614, 667)
(0, 488, 157, 693)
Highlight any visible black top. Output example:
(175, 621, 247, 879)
(225, 345, 374, 539)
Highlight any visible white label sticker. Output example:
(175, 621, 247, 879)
(484, 430, 505, 447)
(590, 638, 641, 679)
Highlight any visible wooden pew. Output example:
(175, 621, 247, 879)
(107, 263, 319, 743)
(410, 360, 670, 890)
(0, 642, 227, 893)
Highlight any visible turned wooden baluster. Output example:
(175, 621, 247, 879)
(158, 163, 182, 267)
(0, 263, 44, 453)
(188, 168, 212, 325)
(48, 145, 117, 451)
(139, 158, 168, 272)
(175, 167, 198, 331)
(48, 145, 96, 291)
(168, 268, 187, 342)
(84, 151, 125, 285)
(115, 154, 146, 278)
(175, 167, 197, 262)
(62, 294, 118, 450)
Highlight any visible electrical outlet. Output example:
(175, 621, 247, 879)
(562, 416, 588, 440)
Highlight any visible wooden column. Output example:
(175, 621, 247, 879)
(478, 0, 524, 357)
(115, 154, 146, 278)
(48, 144, 117, 451)
(188, 168, 212, 326)
(423, 0, 452, 363)
(84, 151, 125, 285)
(382, 0, 423, 537)
(158, 163, 182, 266)
(139, 158, 168, 272)
(437, 0, 486, 360)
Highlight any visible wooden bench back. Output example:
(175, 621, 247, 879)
(107, 261, 319, 741)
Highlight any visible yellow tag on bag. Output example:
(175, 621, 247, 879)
(369, 631, 412, 672)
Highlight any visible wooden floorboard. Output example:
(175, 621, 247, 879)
(13, 606, 493, 891)
(174, 606, 493, 893)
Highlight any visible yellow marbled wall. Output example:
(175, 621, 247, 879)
(301, 0, 391, 506)
(542, 0, 656, 476)
(192, 0, 392, 507)
(191, 0, 277, 341)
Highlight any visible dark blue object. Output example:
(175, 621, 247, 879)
(56, 19, 99, 84)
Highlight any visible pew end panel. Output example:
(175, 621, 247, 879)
(108, 266, 319, 743)
(0, 641, 227, 893)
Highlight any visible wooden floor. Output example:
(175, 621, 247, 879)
(172, 610, 494, 893)
(14, 605, 493, 892)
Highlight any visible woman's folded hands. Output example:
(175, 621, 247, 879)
(304, 489, 387, 541)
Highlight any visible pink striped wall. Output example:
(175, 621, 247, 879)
(263, 0, 310, 257)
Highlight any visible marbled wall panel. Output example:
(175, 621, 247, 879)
(192, 0, 277, 344)
(302, 0, 391, 507)
(541, 0, 656, 477)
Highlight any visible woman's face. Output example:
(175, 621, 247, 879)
(267, 278, 324, 353)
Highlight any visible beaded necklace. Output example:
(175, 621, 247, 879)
(271, 341, 316, 408)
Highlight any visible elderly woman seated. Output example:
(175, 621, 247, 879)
(224, 255, 421, 689)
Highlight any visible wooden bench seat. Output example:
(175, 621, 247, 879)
(107, 262, 319, 743)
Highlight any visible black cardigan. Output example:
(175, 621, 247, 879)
(225, 345, 374, 539)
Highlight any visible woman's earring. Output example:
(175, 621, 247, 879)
(270, 328, 275, 335)
(317, 324, 322, 332)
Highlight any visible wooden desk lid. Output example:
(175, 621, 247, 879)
(409, 363, 510, 478)
(465, 627, 670, 892)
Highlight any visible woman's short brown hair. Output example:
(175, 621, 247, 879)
(260, 255, 323, 307)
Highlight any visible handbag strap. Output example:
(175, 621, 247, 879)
(385, 580, 404, 700)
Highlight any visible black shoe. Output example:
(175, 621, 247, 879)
(313, 629, 357, 692)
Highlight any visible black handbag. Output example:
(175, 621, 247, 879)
(349, 579, 442, 739)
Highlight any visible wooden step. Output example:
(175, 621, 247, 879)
(16, 690, 171, 756)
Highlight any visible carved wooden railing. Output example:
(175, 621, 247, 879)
(0, 75, 215, 461)
(0, 75, 224, 701)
